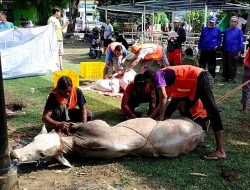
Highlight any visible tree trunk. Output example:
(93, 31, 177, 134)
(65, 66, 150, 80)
(37, 2, 50, 25)
(68, 0, 80, 33)
(0, 57, 18, 189)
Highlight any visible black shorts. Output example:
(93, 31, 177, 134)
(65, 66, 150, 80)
(104, 39, 112, 47)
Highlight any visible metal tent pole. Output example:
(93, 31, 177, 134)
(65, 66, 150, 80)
(141, 11, 144, 43)
(204, 2, 208, 27)
(143, 5, 146, 43)
(105, 7, 108, 20)
(84, 0, 87, 28)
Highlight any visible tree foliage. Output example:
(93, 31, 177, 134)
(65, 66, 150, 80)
(17, 0, 79, 25)
(96, 0, 141, 6)
(96, 0, 250, 6)
(151, 12, 169, 28)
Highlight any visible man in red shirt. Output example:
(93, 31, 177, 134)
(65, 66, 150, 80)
(121, 74, 158, 119)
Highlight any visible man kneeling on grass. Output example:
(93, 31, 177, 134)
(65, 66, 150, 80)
(121, 74, 158, 119)
(42, 76, 93, 135)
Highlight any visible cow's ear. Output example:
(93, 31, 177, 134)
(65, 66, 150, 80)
(39, 124, 48, 134)
(55, 154, 72, 167)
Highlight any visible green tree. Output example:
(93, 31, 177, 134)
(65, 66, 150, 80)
(96, 0, 140, 6)
(184, 10, 207, 33)
(15, 0, 78, 25)
(150, 12, 169, 30)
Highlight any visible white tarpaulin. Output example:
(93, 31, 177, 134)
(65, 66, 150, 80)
(0, 23, 59, 79)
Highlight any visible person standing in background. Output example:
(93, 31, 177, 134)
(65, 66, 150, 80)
(167, 17, 186, 66)
(114, 32, 129, 50)
(0, 11, 14, 30)
(48, 6, 69, 70)
(103, 19, 113, 53)
(240, 39, 250, 114)
(198, 16, 221, 78)
(222, 16, 243, 83)
(234, 11, 247, 31)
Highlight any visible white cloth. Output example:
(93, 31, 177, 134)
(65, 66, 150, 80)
(237, 17, 247, 29)
(0, 24, 59, 79)
(137, 47, 154, 59)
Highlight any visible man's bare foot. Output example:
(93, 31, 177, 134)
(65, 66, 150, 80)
(203, 150, 226, 160)
(241, 108, 248, 114)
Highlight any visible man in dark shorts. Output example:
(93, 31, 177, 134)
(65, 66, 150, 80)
(142, 65, 226, 160)
(42, 76, 93, 135)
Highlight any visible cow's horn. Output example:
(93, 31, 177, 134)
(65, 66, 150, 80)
(55, 154, 72, 168)
(39, 124, 48, 134)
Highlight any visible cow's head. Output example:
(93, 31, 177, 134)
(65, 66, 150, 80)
(11, 133, 72, 167)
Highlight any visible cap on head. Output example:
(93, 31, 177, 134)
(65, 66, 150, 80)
(208, 16, 217, 23)
(230, 16, 238, 22)
(173, 17, 180, 23)
(131, 44, 140, 54)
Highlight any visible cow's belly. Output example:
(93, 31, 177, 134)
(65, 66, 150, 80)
(64, 118, 205, 159)
(150, 119, 206, 157)
(71, 119, 154, 158)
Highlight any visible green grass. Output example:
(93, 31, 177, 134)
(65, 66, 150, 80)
(3, 61, 250, 189)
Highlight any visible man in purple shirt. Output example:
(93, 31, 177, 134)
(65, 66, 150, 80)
(198, 16, 221, 78)
(222, 16, 243, 83)
(143, 66, 226, 160)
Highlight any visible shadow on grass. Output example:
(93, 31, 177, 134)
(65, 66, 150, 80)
(94, 109, 126, 126)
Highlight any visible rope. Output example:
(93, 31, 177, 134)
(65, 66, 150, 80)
(0, 162, 18, 174)
(121, 123, 160, 155)
(216, 80, 250, 104)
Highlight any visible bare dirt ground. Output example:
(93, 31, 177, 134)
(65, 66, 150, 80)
(9, 37, 162, 190)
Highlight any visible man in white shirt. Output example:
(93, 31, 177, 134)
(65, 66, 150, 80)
(48, 6, 69, 70)
(127, 44, 169, 73)
(234, 11, 247, 30)
(237, 17, 247, 30)
(103, 19, 113, 53)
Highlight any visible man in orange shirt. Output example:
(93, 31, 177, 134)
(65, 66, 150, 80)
(142, 65, 226, 160)
(128, 43, 169, 73)
(42, 76, 93, 134)
(241, 39, 250, 113)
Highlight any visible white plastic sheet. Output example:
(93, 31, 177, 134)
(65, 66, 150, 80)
(0, 24, 59, 79)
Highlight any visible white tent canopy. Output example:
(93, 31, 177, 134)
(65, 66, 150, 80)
(98, 0, 250, 13)
(0, 24, 59, 79)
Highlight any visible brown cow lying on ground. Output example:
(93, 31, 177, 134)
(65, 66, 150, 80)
(11, 118, 206, 167)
